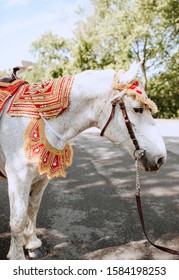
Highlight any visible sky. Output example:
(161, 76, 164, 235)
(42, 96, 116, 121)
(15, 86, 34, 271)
(0, 0, 91, 71)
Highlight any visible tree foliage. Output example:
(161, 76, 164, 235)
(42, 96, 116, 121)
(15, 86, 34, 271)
(148, 53, 179, 118)
(0, 70, 10, 78)
(22, 32, 71, 82)
(22, 0, 178, 118)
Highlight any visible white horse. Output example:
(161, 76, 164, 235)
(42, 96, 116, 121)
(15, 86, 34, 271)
(0, 62, 166, 259)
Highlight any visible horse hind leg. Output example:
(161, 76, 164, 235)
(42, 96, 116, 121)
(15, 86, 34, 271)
(23, 177, 49, 259)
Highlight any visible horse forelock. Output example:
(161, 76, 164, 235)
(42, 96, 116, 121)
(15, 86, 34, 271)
(113, 73, 157, 114)
(125, 87, 158, 114)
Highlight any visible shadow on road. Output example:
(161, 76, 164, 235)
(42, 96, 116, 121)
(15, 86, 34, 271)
(0, 134, 178, 259)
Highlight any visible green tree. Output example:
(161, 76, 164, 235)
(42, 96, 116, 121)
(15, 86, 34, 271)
(72, 0, 179, 117)
(148, 53, 179, 118)
(0, 69, 11, 78)
(73, 0, 178, 89)
(22, 0, 178, 117)
(22, 31, 71, 82)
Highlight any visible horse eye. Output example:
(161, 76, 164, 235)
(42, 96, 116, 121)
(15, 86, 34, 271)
(134, 107, 143, 114)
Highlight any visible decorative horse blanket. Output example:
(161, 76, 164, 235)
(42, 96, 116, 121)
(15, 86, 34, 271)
(24, 118, 73, 179)
(0, 76, 74, 179)
(0, 79, 28, 114)
(7, 76, 74, 119)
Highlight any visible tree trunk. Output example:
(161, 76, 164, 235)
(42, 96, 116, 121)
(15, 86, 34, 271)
(141, 60, 147, 92)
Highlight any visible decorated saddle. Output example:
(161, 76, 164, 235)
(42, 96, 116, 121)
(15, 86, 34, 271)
(0, 75, 74, 179)
(0, 79, 28, 114)
(8, 76, 74, 119)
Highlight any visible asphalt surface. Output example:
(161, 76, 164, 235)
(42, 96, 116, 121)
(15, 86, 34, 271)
(0, 121, 179, 260)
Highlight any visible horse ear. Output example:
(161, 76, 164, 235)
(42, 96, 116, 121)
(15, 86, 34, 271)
(119, 60, 143, 84)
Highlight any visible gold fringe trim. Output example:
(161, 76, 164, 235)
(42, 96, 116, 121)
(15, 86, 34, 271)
(125, 88, 158, 113)
(113, 73, 158, 113)
(24, 118, 73, 179)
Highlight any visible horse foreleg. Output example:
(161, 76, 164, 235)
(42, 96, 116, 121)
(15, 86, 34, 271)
(23, 177, 49, 259)
(6, 169, 32, 260)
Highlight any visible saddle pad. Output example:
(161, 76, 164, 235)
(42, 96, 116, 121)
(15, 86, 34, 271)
(8, 76, 74, 119)
(0, 79, 28, 113)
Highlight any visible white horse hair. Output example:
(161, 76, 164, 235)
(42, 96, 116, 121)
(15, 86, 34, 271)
(0, 62, 166, 259)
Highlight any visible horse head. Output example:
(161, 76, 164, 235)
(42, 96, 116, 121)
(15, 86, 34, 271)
(98, 62, 167, 172)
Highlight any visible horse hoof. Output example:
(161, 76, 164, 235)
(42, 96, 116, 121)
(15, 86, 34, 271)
(25, 246, 48, 259)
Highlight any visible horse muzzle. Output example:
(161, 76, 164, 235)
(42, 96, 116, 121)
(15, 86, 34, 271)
(140, 152, 166, 172)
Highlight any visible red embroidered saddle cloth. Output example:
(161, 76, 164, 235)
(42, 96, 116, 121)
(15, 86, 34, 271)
(0, 76, 74, 179)
(7, 76, 74, 118)
(0, 79, 28, 113)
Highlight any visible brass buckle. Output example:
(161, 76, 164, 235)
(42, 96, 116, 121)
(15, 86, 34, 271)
(134, 149, 145, 160)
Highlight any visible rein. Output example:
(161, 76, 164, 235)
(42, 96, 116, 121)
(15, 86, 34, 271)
(100, 102, 116, 137)
(135, 158, 179, 255)
(100, 79, 179, 256)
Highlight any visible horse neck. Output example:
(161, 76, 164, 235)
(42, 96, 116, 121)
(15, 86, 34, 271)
(45, 70, 115, 142)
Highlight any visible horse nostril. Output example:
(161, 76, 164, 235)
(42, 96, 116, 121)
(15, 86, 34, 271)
(157, 156, 165, 168)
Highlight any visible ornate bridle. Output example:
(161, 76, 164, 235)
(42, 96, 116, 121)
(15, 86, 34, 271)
(100, 73, 179, 256)
(100, 73, 145, 159)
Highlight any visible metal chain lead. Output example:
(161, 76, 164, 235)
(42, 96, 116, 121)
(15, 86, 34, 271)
(134, 149, 144, 196)
(135, 157, 142, 196)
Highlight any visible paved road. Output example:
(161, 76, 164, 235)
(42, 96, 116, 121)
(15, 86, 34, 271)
(0, 123, 179, 260)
